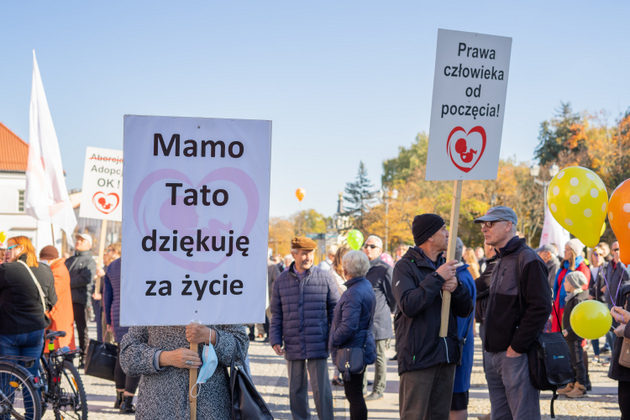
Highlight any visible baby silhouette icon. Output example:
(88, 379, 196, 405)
(454, 138, 477, 163)
(446, 126, 486, 173)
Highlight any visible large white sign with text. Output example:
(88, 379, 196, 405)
(426, 29, 512, 180)
(121, 115, 271, 326)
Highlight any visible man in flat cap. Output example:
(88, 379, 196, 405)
(392, 214, 473, 420)
(270, 236, 340, 420)
(475, 206, 550, 420)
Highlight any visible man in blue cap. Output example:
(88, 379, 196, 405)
(475, 206, 551, 420)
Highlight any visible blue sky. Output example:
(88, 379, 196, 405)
(1, 2, 628, 218)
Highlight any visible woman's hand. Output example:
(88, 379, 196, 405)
(614, 323, 627, 338)
(612, 306, 630, 324)
(159, 348, 201, 369)
(185, 322, 214, 345)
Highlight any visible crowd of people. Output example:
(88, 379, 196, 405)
(1, 203, 630, 419)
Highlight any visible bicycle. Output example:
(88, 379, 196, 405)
(38, 330, 87, 420)
(0, 355, 42, 420)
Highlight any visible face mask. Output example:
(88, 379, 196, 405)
(190, 343, 218, 398)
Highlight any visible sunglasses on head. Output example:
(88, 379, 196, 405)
(6, 245, 17, 250)
(363, 244, 378, 249)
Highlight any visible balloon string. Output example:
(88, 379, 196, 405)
(602, 270, 621, 308)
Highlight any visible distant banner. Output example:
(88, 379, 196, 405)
(79, 147, 123, 221)
(426, 29, 512, 180)
(120, 115, 271, 326)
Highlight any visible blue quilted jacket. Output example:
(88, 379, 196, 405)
(270, 263, 340, 360)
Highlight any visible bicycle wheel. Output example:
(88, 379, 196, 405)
(52, 361, 87, 420)
(0, 360, 42, 420)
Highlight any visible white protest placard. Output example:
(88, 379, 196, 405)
(426, 29, 512, 180)
(79, 147, 123, 221)
(121, 115, 271, 326)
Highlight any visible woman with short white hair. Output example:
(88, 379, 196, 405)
(329, 250, 376, 420)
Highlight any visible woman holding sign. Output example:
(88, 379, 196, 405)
(120, 322, 247, 419)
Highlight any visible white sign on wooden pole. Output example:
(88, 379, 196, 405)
(79, 147, 123, 221)
(426, 29, 512, 181)
(121, 115, 272, 326)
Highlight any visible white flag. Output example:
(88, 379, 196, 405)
(25, 50, 77, 237)
(539, 204, 570, 249)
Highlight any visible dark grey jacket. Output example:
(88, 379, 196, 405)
(604, 261, 630, 309)
(366, 257, 395, 340)
(65, 250, 96, 305)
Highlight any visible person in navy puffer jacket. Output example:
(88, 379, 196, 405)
(270, 236, 340, 420)
(329, 250, 376, 420)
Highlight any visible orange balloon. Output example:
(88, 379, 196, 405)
(608, 179, 630, 264)
(295, 188, 305, 202)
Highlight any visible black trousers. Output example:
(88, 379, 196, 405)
(566, 338, 586, 385)
(72, 302, 88, 358)
(343, 372, 367, 420)
(620, 380, 630, 420)
(115, 347, 140, 393)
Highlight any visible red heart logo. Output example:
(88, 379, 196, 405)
(446, 126, 486, 173)
(92, 192, 120, 214)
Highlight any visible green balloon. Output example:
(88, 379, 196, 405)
(347, 230, 364, 250)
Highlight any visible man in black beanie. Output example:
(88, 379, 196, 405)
(392, 213, 473, 420)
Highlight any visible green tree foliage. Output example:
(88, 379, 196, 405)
(382, 133, 429, 186)
(343, 161, 377, 230)
(534, 103, 583, 165)
(292, 209, 327, 236)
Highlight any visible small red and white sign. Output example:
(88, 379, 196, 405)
(426, 29, 511, 181)
(79, 147, 123, 221)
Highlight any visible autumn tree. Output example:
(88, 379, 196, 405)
(268, 217, 294, 256)
(292, 209, 327, 236)
(343, 161, 377, 231)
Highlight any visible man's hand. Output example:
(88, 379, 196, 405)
(506, 346, 522, 358)
(159, 348, 201, 369)
(106, 324, 114, 333)
(272, 344, 285, 356)
(92, 292, 102, 301)
(96, 267, 105, 278)
(442, 277, 458, 293)
(436, 260, 459, 281)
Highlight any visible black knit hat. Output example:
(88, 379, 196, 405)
(412, 214, 445, 245)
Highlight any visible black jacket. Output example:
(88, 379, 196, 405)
(65, 250, 97, 305)
(609, 284, 630, 381)
(366, 257, 395, 340)
(474, 255, 498, 324)
(483, 236, 551, 354)
(0, 255, 57, 334)
(562, 290, 589, 341)
(392, 247, 472, 375)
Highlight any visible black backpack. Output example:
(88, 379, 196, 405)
(527, 331, 573, 418)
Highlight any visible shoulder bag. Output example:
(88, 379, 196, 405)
(230, 340, 273, 420)
(334, 302, 375, 376)
(17, 260, 50, 324)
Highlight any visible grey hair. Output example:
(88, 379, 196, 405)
(454, 237, 464, 261)
(342, 250, 371, 279)
(365, 235, 383, 249)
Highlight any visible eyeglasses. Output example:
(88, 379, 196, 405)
(612, 248, 620, 252)
(363, 244, 378, 249)
(480, 221, 502, 229)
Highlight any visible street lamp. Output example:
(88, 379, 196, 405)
(380, 188, 398, 253)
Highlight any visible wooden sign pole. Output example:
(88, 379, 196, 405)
(189, 342, 198, 420)
(439, 179, 463, 337)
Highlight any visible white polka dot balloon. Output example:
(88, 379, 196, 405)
(608, 179, 630, 265)
(547, 166, 608, 247)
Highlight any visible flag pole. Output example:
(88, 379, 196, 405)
(189, 342, 198, 420)
(439, 179, 463, 337)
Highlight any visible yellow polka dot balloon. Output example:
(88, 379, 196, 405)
(547, 166, 608, 247)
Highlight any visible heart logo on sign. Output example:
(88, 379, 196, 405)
(133, 168, 259, 273)
(446, 126, 486, 173)
(92, 192, 120, 214)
